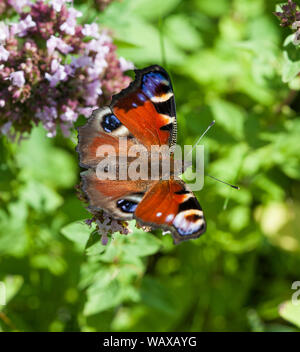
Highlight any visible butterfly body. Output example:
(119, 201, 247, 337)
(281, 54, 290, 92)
(77, 65, 206, 244)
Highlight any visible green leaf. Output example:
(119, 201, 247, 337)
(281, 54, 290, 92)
(20, 181, 63, 213)
(1, 275, 24, 304)
(195, 0, 230, 17)
(113, 38, 140, 49)
(279, 301, 300, 328)
(275, 3, 286, 13)
(183, 50, 241, 86)
(132, 0, 181, 20)
(16, 127, 77, 189)
(31, 254, 66, 276)
(84, 279, 123, 315)
(123, 226, 162, 257)
(165, 14, 203, 51)
(210, 99, 245, 140)
(213, 230, 261, 253)
(228, 206, 250, 232)
(283, 34, 295, 47)
(61, 221, 94, 250)
(0, 203, 28, 256)
(141, 277, 175, 315)
(282, 158, 300, 179)
(282, 51, 300, 83)
(116, 17, 185, 65)
(85, 231, 106, 256)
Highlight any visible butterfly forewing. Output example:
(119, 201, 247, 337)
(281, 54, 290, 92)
(77, 106, 136, 169)
(111, 65, 177, 149)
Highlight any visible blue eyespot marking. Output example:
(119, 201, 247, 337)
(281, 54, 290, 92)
(117, 199, 138, 213)
(144, 72, 169, 85)
(101, 114, 121, 133)
(142, 72, 171, 98)
(177, 221, 205, 236)
(132, 102, 138, 108)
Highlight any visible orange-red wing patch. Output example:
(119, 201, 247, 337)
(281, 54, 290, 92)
(113, 99, 171, 148)
(81, 169, 152, 219)
(111, 66, 176, 149)
(134, 179, 206, 243)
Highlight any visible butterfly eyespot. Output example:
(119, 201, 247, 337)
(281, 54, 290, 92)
(173, 209, 205, 236)
(117, 199, 138, 213)
(101, 114, 122, 133)
(103, 165, 109, 173)
(143, 72, 169, 87)
(142, 72, 172, 99)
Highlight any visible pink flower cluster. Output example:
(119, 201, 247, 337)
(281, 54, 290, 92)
(0, 0, 133, 138)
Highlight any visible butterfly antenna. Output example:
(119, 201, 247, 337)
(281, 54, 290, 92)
(206, 174, 240, 190)
(190, 120, 215, 154)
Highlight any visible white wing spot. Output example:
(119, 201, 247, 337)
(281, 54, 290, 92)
(166, 214, 175, 222)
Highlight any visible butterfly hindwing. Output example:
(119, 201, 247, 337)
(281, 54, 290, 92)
(81, 169, 152, 220)
(134, 179, 206, 243)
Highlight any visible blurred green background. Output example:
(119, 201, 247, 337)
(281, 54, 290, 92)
(1, 0, 300, 332)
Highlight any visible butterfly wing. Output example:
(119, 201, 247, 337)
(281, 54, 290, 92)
(81, 169, 152, 220)
(111, 65, 177, 149)
(77, 106, 137, 169)
(134, 179, 206, 244)
(77, 106, 150, 219)
(77, 65, 176, 167)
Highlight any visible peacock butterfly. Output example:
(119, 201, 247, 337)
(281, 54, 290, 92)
(76, 65, 206, 244)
